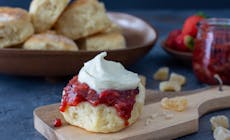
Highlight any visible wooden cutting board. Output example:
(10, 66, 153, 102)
(34, 86, 230, 140)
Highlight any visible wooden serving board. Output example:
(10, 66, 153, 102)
(34, 86, 230, 140)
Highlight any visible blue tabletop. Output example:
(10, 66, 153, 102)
(1, 10, 230, 140)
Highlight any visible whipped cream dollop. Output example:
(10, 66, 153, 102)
(78, 52, 140, 93)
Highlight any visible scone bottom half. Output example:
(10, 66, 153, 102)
(60, 76, 145, 133)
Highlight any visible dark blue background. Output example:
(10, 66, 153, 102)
(0, 0, 230, 10)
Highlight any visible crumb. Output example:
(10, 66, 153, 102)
(164, 113, 174, 120)
(145, 118, 153, 126)
(139, 75, 146, 87)
(151, 113, 160, 119)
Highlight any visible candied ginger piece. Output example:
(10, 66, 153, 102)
(153, 67, 169, 81)
(169, 73, 186, 86)
(159, 81, 181, 92)
(214, 127, 230, 140)
(210, 115, 229, 131)
(161, 97, 188, 112)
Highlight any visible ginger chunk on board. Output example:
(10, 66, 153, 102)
(161, 97, 188, 112)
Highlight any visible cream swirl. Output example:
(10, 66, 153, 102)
(78, 52, 140, 93)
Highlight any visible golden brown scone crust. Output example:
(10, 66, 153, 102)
(104, 22, 122, 33)
(29, 0, 69, 33)
(78, 32, 126, 51)
(61, 83, 145, 133)
(23, 31, 79, 51)
(0, 7, 34, 48)
(55, 0, 112, 40)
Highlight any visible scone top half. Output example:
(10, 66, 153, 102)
(60, 52, 145, 133)
(0, 7, 34, 48)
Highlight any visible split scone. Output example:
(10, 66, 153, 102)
(78, 32, 126, 51)
(55, 0, 112, 40)
(0, 7, 34, 48)
(60, 52, 145, 133)
(29, 0, 69, 33)
(23, 32, 78, 51)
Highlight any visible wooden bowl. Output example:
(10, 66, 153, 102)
(161, 41, 193, 63)
(0, 12, 157, 76)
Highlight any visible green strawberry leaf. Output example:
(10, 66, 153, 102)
(184, 35, 195, 50)
(196, 12, 209, 18)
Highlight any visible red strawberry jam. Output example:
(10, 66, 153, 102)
(60, 76, 139, 126)
(193, 18, 230, 84)
(53, 118, 62, 127)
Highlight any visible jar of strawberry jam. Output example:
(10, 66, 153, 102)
(193, 18, 230, 85)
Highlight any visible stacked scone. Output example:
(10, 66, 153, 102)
(0, 0, 126, 51)
(60, 52, 145, 133)
(0, 7, 34, 48)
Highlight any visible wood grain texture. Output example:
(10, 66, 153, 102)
(34, 86, 230, 140)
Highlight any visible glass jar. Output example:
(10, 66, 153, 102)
(193, 18, 230, 85)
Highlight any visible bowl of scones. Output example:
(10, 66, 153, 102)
(0, 0, 157, 76)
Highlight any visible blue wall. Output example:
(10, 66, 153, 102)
(0, 0, 229, 10)
(0, 0, 30, 9)
(101, 0, 230, 10)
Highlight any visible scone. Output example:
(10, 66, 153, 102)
(55, 0, 112, 40)
(60, 52, 145, 133)
(29, 0, 69, 33)
(78, 32, 126, 51)
(104, 22, 122, 33)
(23, 32, 79, 51)
(0, 7, 34, 48)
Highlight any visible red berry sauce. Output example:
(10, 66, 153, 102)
(53, 118, 62, 127)
(60, 76, 139, 126)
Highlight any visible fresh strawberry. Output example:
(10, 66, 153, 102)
(175, 34, 194, 52)
(165, 29, 181, 49)
(182, 14, 205, 37)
